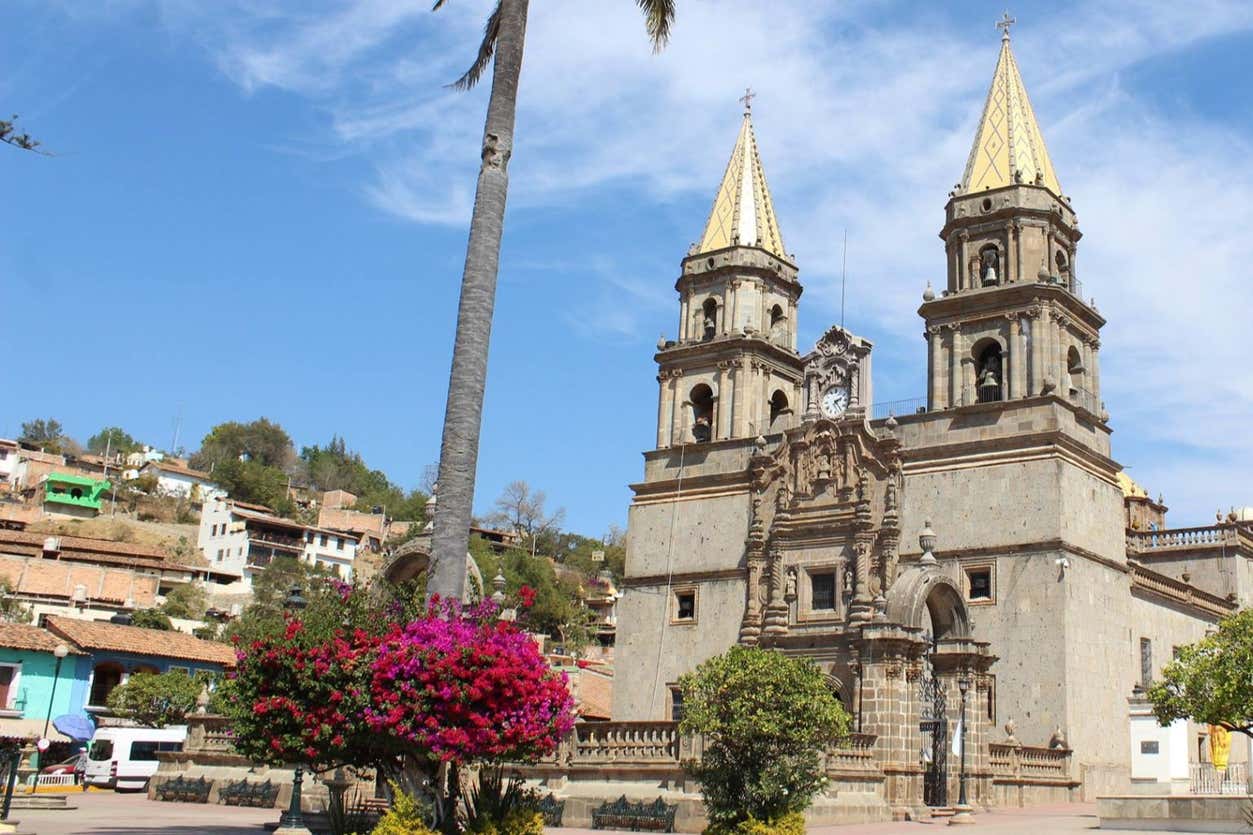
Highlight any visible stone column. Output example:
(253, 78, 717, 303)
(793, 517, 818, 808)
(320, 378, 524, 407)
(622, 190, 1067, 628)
(927, 327, 943, 410)
(661, 371, 671, 446)
(958, 232, 970, 291)
(1004, 222, 1016, 284)
(678, 296, 690, 342)
(760, 366, 771, 433)
(853, 626, 930, 819)
(961, 356, 975, 407)
(716, 361, 731, 440)
(669, 372, 684, 444)
(1005, 317, 1020, 399)
(1091, 339, 1102, 404)
(731, 358, 747, 438)
(1029, 307, 1046, 394)
(1013, 221, 1023, 283)
(729, 280, 741, 333)
(721, 283, 732, 335)
(1015, 316, 1028, 398)
(1054, 315, 1069, 394)
(932, 640, 998, 810)
(949, 327, 962, 408)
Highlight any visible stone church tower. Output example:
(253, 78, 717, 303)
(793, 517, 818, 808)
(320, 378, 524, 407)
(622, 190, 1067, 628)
(654, 102, 805, 448)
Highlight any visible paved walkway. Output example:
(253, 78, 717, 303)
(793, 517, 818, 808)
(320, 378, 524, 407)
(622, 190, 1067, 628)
(5, 795, 1177, 834)
(7, 790, 275, 834)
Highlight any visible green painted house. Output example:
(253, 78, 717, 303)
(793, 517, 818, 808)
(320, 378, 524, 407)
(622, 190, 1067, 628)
(42, 474, 110, 518)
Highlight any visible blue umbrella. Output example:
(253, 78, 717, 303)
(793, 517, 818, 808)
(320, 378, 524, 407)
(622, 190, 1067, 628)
(52, 714, 95, 742)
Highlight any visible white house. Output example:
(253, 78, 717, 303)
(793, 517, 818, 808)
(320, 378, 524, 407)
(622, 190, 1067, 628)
(0, 440, 17, 489)
(141, 460, 224, 501)
(198, 498, 361, 589)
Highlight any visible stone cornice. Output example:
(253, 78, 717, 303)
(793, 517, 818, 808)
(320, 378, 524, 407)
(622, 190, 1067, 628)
(1128, 559, 1237, 621)
(620, 567, 745, 588)
(655, 334, 804, 373)
(917, 282, 1104, 330)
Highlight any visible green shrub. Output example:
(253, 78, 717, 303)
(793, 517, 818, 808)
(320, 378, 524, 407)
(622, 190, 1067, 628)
(371, 786, 436, 835)
(461, 766, 542, 835)
(706, 812, 806, 835)
(680, 646, 848, 826)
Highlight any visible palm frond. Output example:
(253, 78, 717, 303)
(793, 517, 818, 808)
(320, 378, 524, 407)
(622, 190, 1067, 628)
(437, 0, 503, 91)
(637, 0, 676, 51)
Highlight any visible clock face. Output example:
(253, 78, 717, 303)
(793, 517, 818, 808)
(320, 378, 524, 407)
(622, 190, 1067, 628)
(821, 385, 849, 417)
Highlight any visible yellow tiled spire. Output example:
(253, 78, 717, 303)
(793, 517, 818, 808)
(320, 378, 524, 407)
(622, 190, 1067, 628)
(960, 19, 1061, 196)
(696, 97, 787, 260)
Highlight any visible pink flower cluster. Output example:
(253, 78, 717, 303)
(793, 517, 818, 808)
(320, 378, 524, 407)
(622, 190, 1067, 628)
(365, 601, 575, 763)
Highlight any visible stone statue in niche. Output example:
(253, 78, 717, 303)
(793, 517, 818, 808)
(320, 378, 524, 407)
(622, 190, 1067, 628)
(785, 567, 797, 601)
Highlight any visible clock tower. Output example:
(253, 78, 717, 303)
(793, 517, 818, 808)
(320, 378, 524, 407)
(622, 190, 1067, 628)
(653, 98, 804, 448)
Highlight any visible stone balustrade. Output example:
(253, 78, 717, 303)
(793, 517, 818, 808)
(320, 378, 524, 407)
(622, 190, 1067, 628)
(1127, 561, 1236, 620)
(988, 741, 1078, 807)
(570, 721, 682, 764)
(1127, 523, 1252, 552)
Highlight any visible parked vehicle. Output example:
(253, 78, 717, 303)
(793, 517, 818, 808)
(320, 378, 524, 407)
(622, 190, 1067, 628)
(39, 755, 79, 776)
(83, 726, 187, 791)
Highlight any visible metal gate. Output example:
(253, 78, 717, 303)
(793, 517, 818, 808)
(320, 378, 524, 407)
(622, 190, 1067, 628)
(919, 637, 948, 807)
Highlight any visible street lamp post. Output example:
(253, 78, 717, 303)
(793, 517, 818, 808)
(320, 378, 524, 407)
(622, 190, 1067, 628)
(276, 586, 310, 835)
(949, 670, 975, 826)
(43, 644, 70, 740)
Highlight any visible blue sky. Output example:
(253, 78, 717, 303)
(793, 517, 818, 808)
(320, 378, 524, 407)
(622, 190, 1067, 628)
(3, 1, 1252, 536)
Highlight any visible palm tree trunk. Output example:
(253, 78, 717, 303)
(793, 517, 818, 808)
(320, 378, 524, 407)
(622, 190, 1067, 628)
(429, 0, 530, 603)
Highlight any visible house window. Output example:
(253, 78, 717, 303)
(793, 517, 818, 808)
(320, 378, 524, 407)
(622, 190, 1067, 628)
(319, 534, 328, 547)
(210, 524, 217, 536)
(811, 573, 836, 611)
(669, 688, 684, 723)
(89, 663, 125, 707)
(673, 590, 696, 623)
(336, 537, 343, 551)
(0, 665, 19, 711)
(967, 567, 993, 601)
(216, 549, 223, 562)
(305, 531, 313, 544)
(1140, 638, 1153, 688)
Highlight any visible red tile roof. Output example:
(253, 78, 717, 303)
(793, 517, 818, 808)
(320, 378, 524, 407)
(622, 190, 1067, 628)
(44, 616, 236, 667)
(0, 623, 87, 655)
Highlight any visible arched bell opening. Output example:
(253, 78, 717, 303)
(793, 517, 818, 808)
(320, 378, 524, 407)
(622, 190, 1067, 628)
(972, 339, 1004, 404)
(689, 384, 714, 443)
(978, 244, 1001, 287)
(701, 298, 719, 342)
(769, 304, 787, 345)
(768, 389, 790, 433)
(1067, 345, 1085, 398)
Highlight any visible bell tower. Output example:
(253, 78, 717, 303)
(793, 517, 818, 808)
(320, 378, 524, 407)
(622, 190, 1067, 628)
(654, 96, 804, 448)
(920, 18, 1106, 419)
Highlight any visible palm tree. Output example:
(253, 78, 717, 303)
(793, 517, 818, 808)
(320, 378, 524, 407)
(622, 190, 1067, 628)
(427, 0, 676, 601)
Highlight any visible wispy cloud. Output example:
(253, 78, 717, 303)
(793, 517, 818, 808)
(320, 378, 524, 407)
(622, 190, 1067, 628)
(48, 0, 1253, 523)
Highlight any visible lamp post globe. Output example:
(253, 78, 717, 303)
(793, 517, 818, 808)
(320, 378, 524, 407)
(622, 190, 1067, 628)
(949, 671, 975, 826)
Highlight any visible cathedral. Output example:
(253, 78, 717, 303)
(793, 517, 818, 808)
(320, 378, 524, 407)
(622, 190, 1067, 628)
(610, 22, 1253, 807)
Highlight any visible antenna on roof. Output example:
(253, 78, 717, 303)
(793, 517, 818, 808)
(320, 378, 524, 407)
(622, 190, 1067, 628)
(840, 228, 848, 332)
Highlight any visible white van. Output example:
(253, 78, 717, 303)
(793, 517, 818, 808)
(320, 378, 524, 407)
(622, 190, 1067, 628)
(84, 726, 187, 791)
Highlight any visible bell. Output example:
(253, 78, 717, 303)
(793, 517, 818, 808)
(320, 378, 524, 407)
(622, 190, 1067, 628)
(982, 263, 998, 285)
(980, 369, 999, 389)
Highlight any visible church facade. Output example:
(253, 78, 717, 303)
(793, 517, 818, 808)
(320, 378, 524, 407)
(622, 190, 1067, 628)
(611, 25, 1252, 802)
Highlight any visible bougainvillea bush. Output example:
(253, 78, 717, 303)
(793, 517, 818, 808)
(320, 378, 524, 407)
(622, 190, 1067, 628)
(366, 600, 576, 763)
(226, 584, 575, 832)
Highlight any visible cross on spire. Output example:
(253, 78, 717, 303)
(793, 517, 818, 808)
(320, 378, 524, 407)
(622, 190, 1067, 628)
(997, 11, 1016, 41)
(739, 87, 756, 114)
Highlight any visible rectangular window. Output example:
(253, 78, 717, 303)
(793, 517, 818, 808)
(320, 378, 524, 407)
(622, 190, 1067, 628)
(0, 665, 17, 710)
(676, 592, 695, 621)
(216, 549, 223, 561)
(968, 568, 992, 601)
(319, 534, 328, 547)
(305, 531, 313, 544)
(1140, 637, 1153, 688)
(336, 537, 343, 551)
(811, 573, 836, 611)
(669, 688, 684, 723)
(210, 524, 217, 536)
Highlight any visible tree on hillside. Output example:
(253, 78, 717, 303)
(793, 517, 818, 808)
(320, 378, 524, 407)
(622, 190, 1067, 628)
(1148, 609, 1253, 739)
(19, 418, 68, 453)
(160, 582, 207, 620)
(130, 608, 173, 631)
(300, 436, 429, 523)
(206, 458, 293, 515)
(488, 480, 565, 557)
(87, 426, 139, 456)
(427, 0, 677, 604)
(190, 418, 296, 472)
(0, 579, 33, 624)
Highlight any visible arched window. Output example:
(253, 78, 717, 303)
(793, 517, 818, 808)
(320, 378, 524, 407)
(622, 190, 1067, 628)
(769, 304, 786, 344)
(768, 390, 790, 432)
(978, 245, 1001, 286)
(701, 298, 718, 341)
(1055, 251, 1070, 282)
(1067, 346, 1085, 397)
(89, 662, 125, 707)
(975, 342, 1003, 403)
(690, 384, 714, 443)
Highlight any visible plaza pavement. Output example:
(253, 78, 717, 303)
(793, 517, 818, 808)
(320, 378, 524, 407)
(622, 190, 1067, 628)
(6, 795, 1181, 834)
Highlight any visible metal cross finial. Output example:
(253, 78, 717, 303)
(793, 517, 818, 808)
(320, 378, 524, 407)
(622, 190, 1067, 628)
(997, 11, 1016, 41)
(740, 87, 756, 114)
